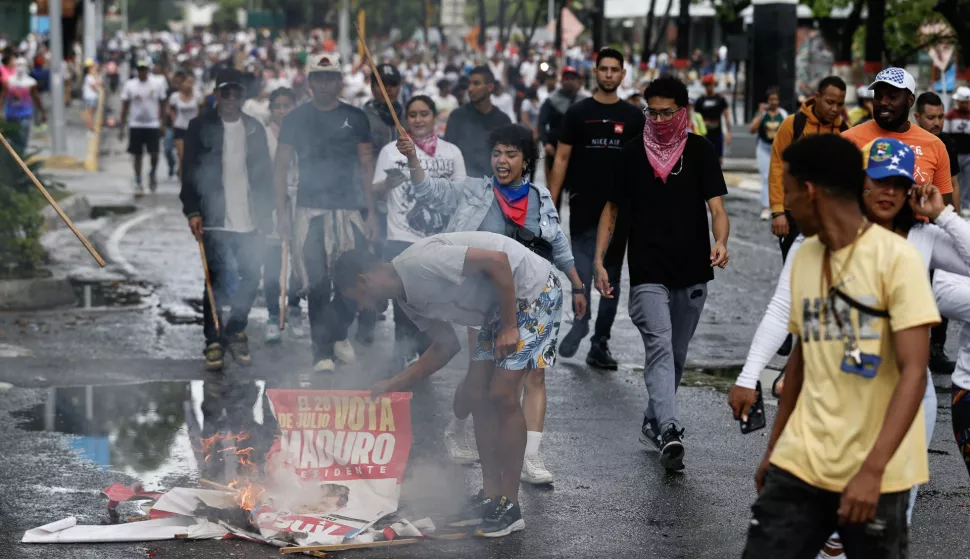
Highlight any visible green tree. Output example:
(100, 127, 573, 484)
(125, 0, 182, 30)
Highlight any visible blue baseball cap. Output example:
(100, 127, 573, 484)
(862, 137, 915, 182)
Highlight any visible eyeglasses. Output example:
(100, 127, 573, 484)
(644, 108, 679, 121)
(219, 87, 243, 100)
(271, 103, 294, 111)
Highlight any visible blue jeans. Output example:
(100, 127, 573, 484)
(202, 230, 265, 344)
(8, 116, 31, 154)
(570, 228, 621, 340)
(163, 127, 176, 175)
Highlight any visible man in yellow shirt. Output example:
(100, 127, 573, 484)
(743, 135, 939, 558)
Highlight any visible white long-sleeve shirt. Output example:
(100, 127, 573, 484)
(934, 270, 970, 391)
(736, 209, 970, 390)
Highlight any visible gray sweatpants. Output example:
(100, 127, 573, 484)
(629, 283, 708, 431)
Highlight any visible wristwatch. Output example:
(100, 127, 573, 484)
(572, 285, 585, 295)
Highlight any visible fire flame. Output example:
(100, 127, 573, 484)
(194, 431, 267, 511)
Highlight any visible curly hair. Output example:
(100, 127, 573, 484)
(487, 124, 540, 177)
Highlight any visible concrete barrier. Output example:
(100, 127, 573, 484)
(0, 277, 76, 310)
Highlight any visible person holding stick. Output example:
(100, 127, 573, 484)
(274, 53, 378, 373)
(261, 87, 304, 342)
(180, 68, 274, 372)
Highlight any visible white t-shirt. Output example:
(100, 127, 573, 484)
(220, 118, 254, 233)
(373, 138, 466, 243)
(82, 74, 99, 103)
(168, 91, 201, 130)
(121, 78, 165, 129)
(491, 92, 516, 123)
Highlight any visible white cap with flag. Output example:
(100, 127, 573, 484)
(868, 67, 916, 94)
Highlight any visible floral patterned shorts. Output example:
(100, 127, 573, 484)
(472, 273, 563, 370)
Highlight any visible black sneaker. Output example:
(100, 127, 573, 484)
(227, 332, 252, 366)
(558, 322, 588, 358)
(777, 333, 793, 356)
(930, 343, 956, 375)
(204, 342, 224, 372)
(448, 491, 493, 527)
(659, 423, 685, 472)
(586, 338, 618, 370)
(149, 174, 158, 193)
(476, 497, 524, 538)
(639, 417, 661, 450)
(356, 326, 375, 346)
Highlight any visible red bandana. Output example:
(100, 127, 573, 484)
(411, 133, 438, 157)
(493, 187, 529, 226)
(642, 108, 689, 183)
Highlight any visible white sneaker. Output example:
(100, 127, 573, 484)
(265, 323, 282, 343)
(520, 454, 554, 484)
(313, 359, 336, 373)
(444, 427, 478, 464)
(334, 339, 356, 363)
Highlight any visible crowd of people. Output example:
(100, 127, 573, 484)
(26, 25, 967, 555)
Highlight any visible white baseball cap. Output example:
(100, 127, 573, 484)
(856, 85, 874, 100)
(954, 86, 970, 102)
(868, 67, 916, 94)
(307, 53, 342, 75)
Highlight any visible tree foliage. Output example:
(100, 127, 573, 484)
(125, 0, 182, 30)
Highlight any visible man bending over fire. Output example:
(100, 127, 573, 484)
(333, 229, 564, 539)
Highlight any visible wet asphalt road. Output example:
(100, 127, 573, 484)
(2, 168, 970, 559)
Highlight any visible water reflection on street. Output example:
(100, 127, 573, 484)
(12, 378, 280, 490)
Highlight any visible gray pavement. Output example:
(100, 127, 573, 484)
(0, 138, 969, 558)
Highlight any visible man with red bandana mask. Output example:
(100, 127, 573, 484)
(593, 75, 730, 472)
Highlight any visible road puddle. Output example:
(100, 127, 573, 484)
(12, 380, 273, 490)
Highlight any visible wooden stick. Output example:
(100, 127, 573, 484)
(352, 22, 407, 138)
(307, 552, 327, 558)
(198, 239, 220, 335)
(199, 478, 232, 491)
(280, 538, 420, 554)
(0, 130, 105, 267)
(279, 238, 288, 330)
(124, 515, 152, 523)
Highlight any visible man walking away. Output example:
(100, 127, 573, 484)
(444, 66, 511, 180)
(180, 68, 274, 372)
(744, 134, 937, 559)
(274, 53, 378, 373)
(548, 48, 645, 370)
(945, 86, 970, 216)
(915, 91, 961, 376)
(537, 66, 585, 202)
(768, 76, 848, 262)
(594, 76, 730, 472)
(120, 60, 167, 196)
(695, 74, 732, 166)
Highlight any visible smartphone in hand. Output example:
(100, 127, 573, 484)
(740, 381, 766, 434)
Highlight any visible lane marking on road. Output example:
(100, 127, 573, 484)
(730, 237, 777, 255)
(106, 207, 170, 277)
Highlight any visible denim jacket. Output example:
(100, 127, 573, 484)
(411, 175, 575, 272)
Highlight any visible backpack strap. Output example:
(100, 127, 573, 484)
(792, 111, 807, 142)
(830, 288, 890, 319)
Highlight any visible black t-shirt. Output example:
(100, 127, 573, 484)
(560, 97, 645, 237)
(695, 95, 728, 134)
(609, 133, 728, 288)
(444, 104, 511, 179)
(941, 133, 963, 176)
(279, 102, 372, 210)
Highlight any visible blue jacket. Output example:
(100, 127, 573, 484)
(411, 175, 575, 273)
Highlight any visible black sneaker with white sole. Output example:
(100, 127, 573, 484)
(448, 491, 493, 527)
(659, 423, 685, 471)
(476, 497, 524, 538)
(639, 417, 661, 450)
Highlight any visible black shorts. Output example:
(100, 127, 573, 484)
(173, 128, 187, 141)
(128, 127, 161, 156)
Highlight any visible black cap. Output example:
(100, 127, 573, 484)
(216, 68, 245, 90)
(376, 63, 401, 86)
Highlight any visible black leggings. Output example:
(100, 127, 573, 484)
(952, 387, 970, 479)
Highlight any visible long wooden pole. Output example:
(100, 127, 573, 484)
(0, 130, 105, 267)
(353, 21, 407, 138)
(198, 239, 220, 335)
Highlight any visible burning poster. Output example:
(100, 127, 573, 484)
(254, 390, 414, 545)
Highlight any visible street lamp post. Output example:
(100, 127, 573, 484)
(748, 0, 798, 118)
(50, 0, 67, 156)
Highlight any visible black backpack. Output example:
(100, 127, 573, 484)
(792, 111, 849, 142)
